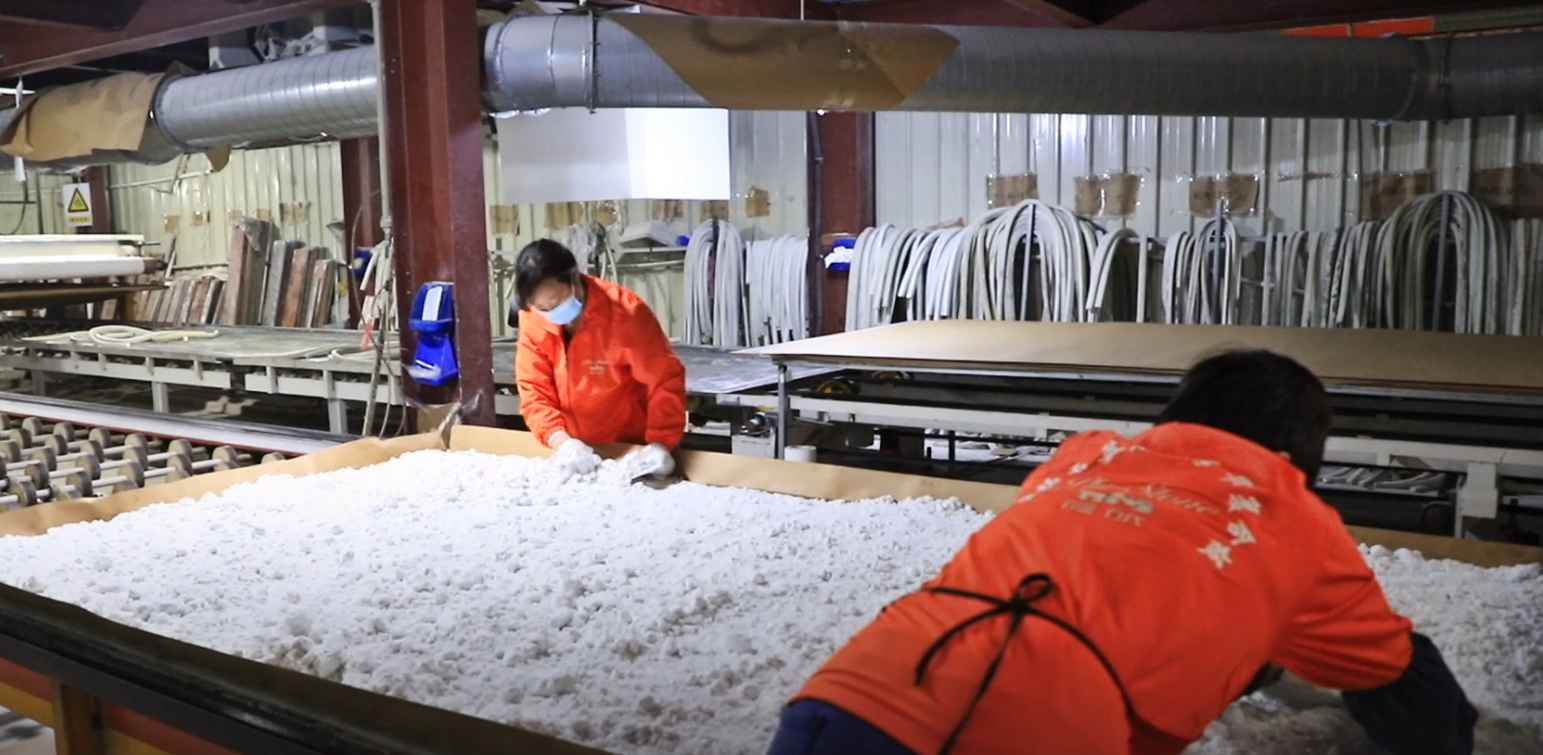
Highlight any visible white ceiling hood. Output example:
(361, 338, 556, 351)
(496, 107, 731, 206)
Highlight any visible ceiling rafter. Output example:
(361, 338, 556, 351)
(632, 0, 836, 19)
(0, 0, 357, 80)
(1097, 0, 1533, 30)
(0, 0, 148, 30)
(994, 0, 1096, 27)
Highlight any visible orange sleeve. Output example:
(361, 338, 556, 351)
(514, 322, 567, 447)
(1274, 498, 1414, 691)
(622, 303, 687, 449)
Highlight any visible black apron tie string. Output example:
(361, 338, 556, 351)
(912, 573, 1134, 755)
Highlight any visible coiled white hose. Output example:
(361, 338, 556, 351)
(745, 235, 809, 345)
(683, 220, 747, 348)
(22, 325, 220, 346)
(841, 191, 1536, 335)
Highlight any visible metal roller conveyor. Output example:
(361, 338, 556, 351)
(0, 399, 307, 510)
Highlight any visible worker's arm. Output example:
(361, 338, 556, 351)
(623, 305, 687, 450)
(1275, 501, 1476, 755)
(514, 324, 568, 448)
(1342, 632, 1478, 755)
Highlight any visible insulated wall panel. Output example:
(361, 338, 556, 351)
(877, 113, 1542, 237)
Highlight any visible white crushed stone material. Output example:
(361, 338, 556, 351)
(0, 450, 1538, 755)
(1191, 546, 1543, 755)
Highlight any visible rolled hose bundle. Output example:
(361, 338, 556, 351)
(683, 220, 747, 348)
(848, 199, 1118, 329)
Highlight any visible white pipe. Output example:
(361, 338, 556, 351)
(0, 255, 154, 281)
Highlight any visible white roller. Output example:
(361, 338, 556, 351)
(0, 255, 155, 282)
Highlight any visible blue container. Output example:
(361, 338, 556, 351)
(407, 282, 458, 386)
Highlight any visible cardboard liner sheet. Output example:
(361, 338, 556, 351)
(610, 15, 958, 111)
(741, 321, 1543, 395)
(0, 73, 163, 163)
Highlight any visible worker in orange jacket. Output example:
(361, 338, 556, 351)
(512, 239, 687, 479)
(769, 350, 1476, 755)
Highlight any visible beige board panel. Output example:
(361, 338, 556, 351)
(1, 427, 1537, 570)
(741, 321, 1543, 394)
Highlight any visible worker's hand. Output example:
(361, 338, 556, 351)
(624, 443, 675, 480)
(550, 434, 601, 476)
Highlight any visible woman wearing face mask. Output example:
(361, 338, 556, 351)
(513, 239, 687, 479)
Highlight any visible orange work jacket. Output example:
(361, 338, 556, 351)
(795, 422, 1414, 755)
(515, 276, 687, 449)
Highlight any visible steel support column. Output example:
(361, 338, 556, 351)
(808, 111, 873, 336)
(379, 0, 495, 428)
(340, 137, 383, 329)
(83, 166, 112, 235)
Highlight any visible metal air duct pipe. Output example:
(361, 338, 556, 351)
(483, 15, 1543, 121)
(0, 46, 377, 169)
(4, 14, 1543, 171)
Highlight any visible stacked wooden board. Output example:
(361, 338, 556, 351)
(741, 320, 1543, 395)
(121, 220, 338, 327)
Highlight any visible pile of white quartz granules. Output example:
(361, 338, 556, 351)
(0, 449, 1537, 755)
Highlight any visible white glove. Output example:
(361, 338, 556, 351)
(624, 443, 675, 480)
(549, 433, 600, 476)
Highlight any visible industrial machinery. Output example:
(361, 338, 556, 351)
(733, 321, 1543, 542)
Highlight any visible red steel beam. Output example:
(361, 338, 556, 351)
(809, 111, 874, 336)
(1098, 0, 1529, 31)
(836, 0, 1054, 27)
(0, 0, 147, 31)
(339, 137, 383, 329)
(379, 0, 495, 428)
(84, 166, 113, 235)
(0, 0, 358, 79)
(995, 0, 1096, 27)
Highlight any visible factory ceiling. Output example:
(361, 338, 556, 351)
(0, 0, 1538, 91)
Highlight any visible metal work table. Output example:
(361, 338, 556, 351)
(0, 320, 839, 434)
(737, 323, 1543, 538)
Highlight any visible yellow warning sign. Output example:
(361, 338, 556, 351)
(62, 182, 94, 228)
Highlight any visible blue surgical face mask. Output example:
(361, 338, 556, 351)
(539, 295, 584, 326)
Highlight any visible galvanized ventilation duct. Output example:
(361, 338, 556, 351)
(484, 15, 1543, 121)
(2, 15, 1543, 170)
(0, 46, 377, 170)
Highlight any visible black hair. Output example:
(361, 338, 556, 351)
(1155, 349, 1333, 482)
(514, 239, 580, 310)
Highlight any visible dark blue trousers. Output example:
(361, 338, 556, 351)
(766, 700, 920, 755)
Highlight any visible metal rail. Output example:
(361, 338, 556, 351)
(0, 392, 349, 456)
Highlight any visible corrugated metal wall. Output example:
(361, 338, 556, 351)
(104, 111, 807, 338)
(0, 173, 70, 237)
(876, 113, 1543, 237)
(109, 144, 346, 273)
